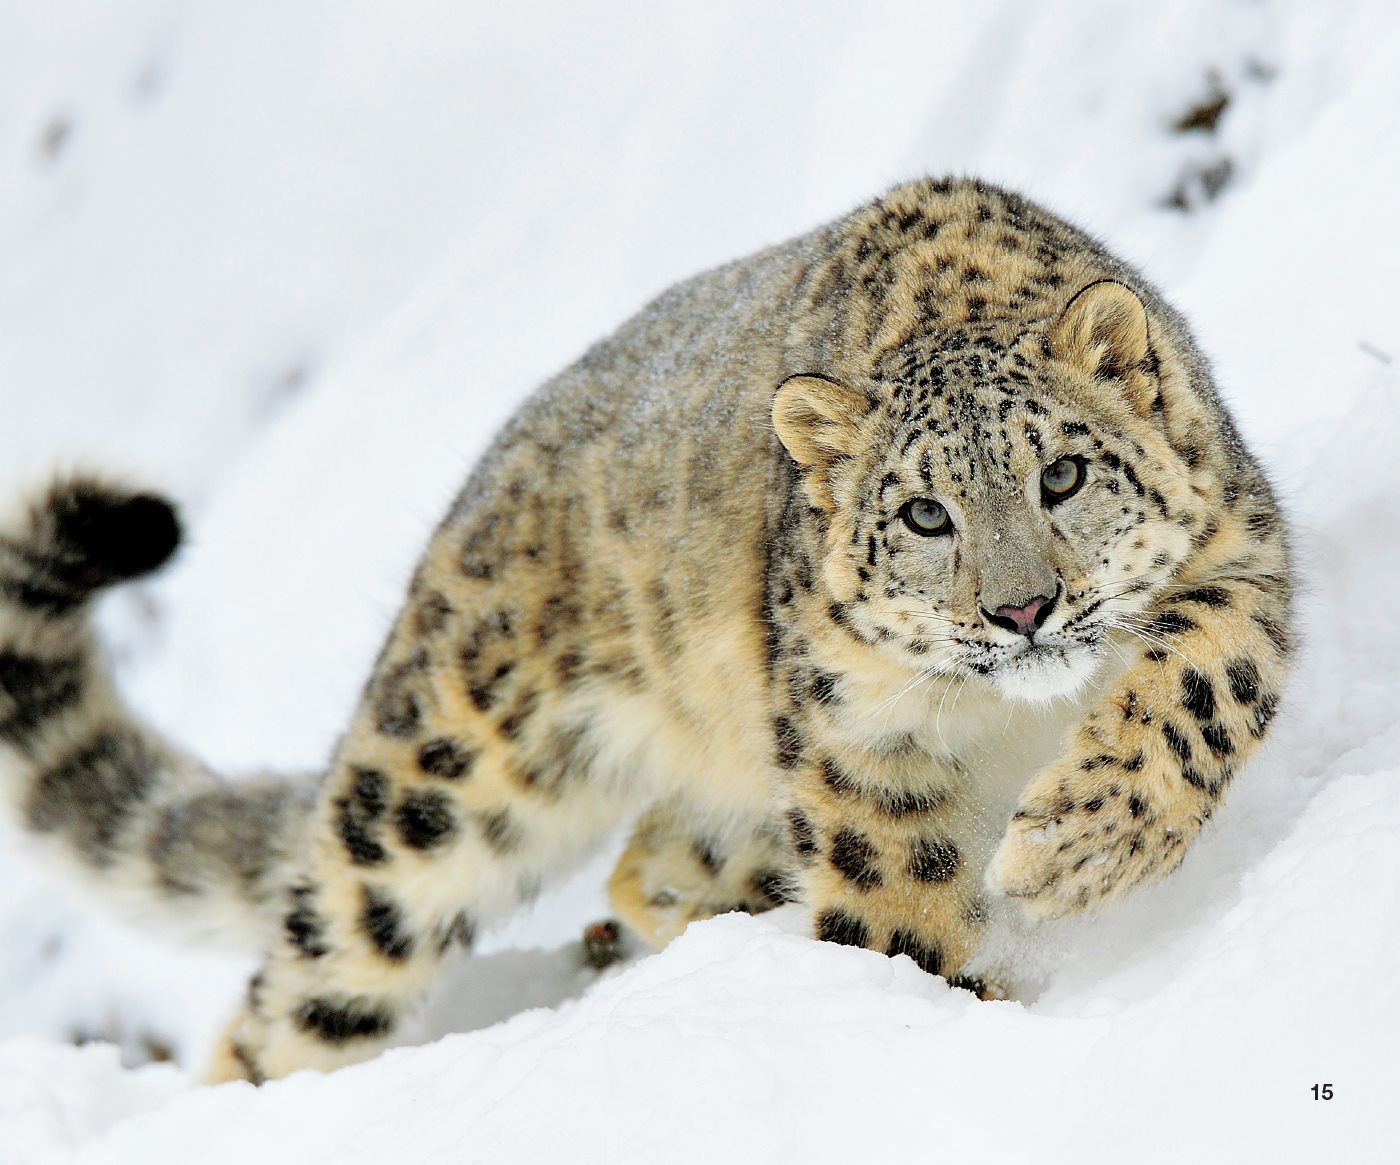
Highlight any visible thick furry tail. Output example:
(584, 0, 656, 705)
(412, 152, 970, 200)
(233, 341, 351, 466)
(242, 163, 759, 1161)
(0, 476, 313, 949)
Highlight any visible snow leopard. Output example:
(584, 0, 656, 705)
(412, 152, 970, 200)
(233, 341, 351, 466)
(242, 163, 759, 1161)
(0, 177, 1291, 1082)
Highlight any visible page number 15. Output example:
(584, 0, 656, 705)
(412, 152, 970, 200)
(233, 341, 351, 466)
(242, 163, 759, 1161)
(1311, 1084, 1334, 1100)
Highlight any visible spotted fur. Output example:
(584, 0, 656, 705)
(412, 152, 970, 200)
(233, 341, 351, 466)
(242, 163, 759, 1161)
(0, 178, 1290, 1083)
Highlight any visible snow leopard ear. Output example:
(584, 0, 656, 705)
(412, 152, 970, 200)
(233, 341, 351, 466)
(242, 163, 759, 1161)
(772, 375, 871, 465)
(772, 374, 873, 510)
(1049, 281, 1154, 414)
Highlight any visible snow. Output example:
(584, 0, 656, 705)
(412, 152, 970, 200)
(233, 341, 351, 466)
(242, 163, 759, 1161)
(3, 1, 1399, 1160)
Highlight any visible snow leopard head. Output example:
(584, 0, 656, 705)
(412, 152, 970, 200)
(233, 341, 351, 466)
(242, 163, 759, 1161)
(773, 281, 1199, 702)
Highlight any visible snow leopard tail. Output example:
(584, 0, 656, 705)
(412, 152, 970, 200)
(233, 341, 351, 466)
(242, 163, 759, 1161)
(0, 476, 315, 949)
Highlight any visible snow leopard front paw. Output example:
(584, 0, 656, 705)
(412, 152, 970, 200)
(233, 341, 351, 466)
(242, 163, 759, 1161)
(986, 766, 1196, 920)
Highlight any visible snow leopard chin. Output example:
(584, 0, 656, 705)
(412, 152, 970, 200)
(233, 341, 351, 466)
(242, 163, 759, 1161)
(991, 645, 1103, 705)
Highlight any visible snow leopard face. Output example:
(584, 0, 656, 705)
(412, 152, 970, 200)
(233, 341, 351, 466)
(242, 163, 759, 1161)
(775, 295, 1198, 703)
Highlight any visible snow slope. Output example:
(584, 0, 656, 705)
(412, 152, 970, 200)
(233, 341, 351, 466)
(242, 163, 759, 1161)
(2, 1, 1399, 1160)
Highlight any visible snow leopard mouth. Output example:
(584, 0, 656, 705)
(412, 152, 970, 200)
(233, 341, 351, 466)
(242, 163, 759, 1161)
(986, 639, 1104, 703)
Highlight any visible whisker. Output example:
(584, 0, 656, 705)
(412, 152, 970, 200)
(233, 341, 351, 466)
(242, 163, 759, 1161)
(932, 670, 971, 754)
(873, 663, 941, 721)
(1105, 618, 1203, 671)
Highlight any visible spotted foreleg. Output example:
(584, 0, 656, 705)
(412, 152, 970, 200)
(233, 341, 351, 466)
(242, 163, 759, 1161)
(989, 572, 1291, 918)
(786, 749, 990, 988)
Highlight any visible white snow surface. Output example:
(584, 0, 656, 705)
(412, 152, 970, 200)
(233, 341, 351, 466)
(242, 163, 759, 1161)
(3, 1, 1399, 1160)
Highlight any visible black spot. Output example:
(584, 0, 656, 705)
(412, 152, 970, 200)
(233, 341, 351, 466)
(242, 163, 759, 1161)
(886, 929, 944, 976)
(360, 885, 414, 961)
(1252, 692, 1279, 737)
(497, 688, 539, 740)
(810, 671, 842, 705)
(1253, 614, 1292, 656)
(816, 909, 869, 949)
(1245, 509, 1278, 537)
(334, 767, 390, 866)
(436, 911, 477, 954)
(1172, 586, 1230, 608)
(749, 869, 795, 908)
(1162, 722, 1193, 763)
(414, 591, 453, 636)
(908, 835, 960, 883)
(295, 997, 394, 1044)
(1079, 754, 1117, 771)
(774, 715, 802, 769)
(881, 786, 951, 817)
(1146, 611, 1196, 637)
(25, 730, 154, 864)
(1181, 668, 1216, 721)
(354, 768, 387, 811)
(0, 651, 83, 746)
(554, 650, 584, 686)
(787, 808, 818, 860)
(829, 829, 882, 890)
(1084, 797, 1105, 813)
(374, 651, 427, 739)
(1201, 721, 1235, 757)
(946, 974, 988, 996)
(417, 737, 475, 780)
(394, 789, 457, 851)
(0, 576, 82, 615)
(466, 661, 514, 712)
(1127, 794, 1149, 819)
(285, 884, 329, 958)
(821, 757, 859, 798)
(376, 692, 421, 739)
(1232, 660, 1265, 705)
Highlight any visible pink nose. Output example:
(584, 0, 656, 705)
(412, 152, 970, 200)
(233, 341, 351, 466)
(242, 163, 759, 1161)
(984, 592, 1057, 638)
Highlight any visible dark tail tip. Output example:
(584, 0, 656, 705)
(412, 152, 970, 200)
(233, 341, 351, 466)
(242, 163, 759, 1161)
(45, 479, 182, 588)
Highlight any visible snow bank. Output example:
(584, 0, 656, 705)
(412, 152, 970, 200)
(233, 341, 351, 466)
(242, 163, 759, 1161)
(2, 1, 1398, 1160)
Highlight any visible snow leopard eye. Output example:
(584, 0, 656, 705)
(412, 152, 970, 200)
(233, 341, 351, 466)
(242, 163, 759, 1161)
(1041, 456, 1086, 504)
(901, 497, 952, 536)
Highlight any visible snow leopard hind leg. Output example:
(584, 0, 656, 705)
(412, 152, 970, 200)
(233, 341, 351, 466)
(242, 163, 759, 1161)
(213, 711, 654, 1076)
(603, 797, 796, 952)
(205, 453, 681, 1081)
(0, 475, 654, 1082)
(208, 704, 642, 1082)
